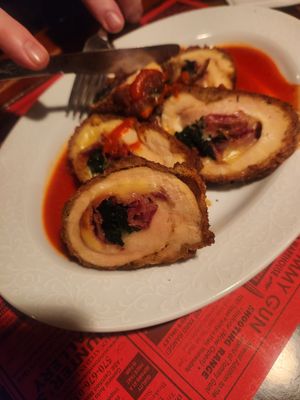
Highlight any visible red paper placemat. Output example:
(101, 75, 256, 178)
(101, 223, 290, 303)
(141, 0, 207, 25)
(1, 238, 299, 399)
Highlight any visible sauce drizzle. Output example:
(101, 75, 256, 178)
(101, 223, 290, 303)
(222, 45, 298, 108)
(103, 118, 137, 156)
(43, 149, 77, 253)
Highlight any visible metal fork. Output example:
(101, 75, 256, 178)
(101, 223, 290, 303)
(66, 29, 113, 118)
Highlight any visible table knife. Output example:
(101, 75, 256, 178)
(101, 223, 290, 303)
(0, 44, 180, 81)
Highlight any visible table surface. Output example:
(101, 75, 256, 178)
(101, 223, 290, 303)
(0, 1, 300, 400)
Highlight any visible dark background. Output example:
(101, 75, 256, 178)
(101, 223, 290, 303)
(0, 0, 98, 52)
(0, 0, 90, 30)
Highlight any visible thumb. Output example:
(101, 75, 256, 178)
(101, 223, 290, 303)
(0, 8, 49, 70)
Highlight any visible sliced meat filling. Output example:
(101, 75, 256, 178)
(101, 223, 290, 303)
(91, 194, 161, 246)
(175, 111, 262, 162)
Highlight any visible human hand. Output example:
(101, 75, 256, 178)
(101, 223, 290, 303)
(0, 0, 143, 70)
(83, 0, 143, 33)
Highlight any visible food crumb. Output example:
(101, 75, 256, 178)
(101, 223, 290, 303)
(206, 198, 212, 207)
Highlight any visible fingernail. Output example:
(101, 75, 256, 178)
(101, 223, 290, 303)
(104, 11, 123, 32)
(23, 40, 49, 67)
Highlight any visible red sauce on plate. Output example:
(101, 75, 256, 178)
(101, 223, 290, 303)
(222, 45, 298, 107)
(43, 148, 77, 253)
(42, 45, 299, 254)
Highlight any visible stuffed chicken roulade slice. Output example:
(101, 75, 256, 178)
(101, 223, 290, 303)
(62, 158, 214, 270)
(69, 114, 195, 183)
(165, 47, 236, 89)
(161, 87, 299, 184)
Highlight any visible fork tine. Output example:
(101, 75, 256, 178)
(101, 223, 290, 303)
(72, 73, 92, 118)
(83, 74, 101, 111)
(93, 74, 107, 102)
(77, 74, 90, 116)
(67, 73, 85, 118)
(67, 29, 114, 119)
(95, 74, 106, 98)
(78, 74, 98, 119)
(67, 73, 109, 119)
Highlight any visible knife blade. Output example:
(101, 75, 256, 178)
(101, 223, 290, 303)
(0, 44, 180, 81)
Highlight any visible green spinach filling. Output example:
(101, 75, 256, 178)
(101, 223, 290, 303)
(87, 148, 108, 174)
(175, 117, 217, 159)
(97, 198, 140, 246)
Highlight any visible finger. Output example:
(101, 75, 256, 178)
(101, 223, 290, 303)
(0, 9, 49, 70)
(82, 0, 125, 33)
(118, 0, 143, 23)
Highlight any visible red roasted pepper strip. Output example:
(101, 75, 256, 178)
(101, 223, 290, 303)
(103, 118, 136, 157)
(130, 69, 165, 101)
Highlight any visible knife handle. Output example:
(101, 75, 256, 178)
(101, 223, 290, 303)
(0, 59, 48, 80)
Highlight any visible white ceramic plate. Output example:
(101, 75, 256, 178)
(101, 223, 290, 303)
(226, 0, 300, 8)
(0, 6, 299, 332)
